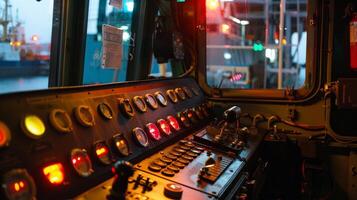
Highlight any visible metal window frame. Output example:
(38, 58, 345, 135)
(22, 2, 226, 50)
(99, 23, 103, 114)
(197, 0, 325, 102)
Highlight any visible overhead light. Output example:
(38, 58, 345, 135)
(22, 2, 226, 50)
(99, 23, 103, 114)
(224, 52, 232, 60)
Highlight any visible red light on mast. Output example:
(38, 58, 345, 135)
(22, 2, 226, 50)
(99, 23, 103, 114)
(206, 0, 219, 10)
(221, 24, 230, 34)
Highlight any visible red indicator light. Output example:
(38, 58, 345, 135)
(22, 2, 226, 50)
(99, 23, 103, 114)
(167, 115, 180, 131)
(157, 119, 171, 135)
(0, 121, 11, 148)
(146, 123, 161, 140)
(42, 163, 65, 185)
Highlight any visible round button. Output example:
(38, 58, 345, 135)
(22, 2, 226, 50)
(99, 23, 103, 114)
(165, 154, 178, 160)
(93, 142, 112, 165)
(145, 94, 159, 110)
(185, 142, 195, 148)
(0, 121, 11, 148)
(183, 87, 193, 98)
(172, 161, 185, 169)
(174, 148, 186, 154)
(169, 151, 182, 157)
(160, 156, 173, 164)
(118, 98, 135, 118)
(186, 152, 199, 157)
(182, 155, 194, 161)
(166, 89, 178, 103)
(175, 88, 186, 100)
(132, 128, 149, 147)
(177, 158, 190, 165)
(161, 169, 175, 177)
(133, 96, 147, 113)
(97, 103, 113, 120)
(74, 105, 95, 127)
(155, 92, 168, 106)
(112, 134, 130, 156)
(70, 149, 93, 177)
(49, 109, 73, 134)
(154, 160, 167, 168)
(191, 149, 202, 154)
(148, 164, 162, 172)
(164, 183, 183, 199)
(167, 165, 180, 173)
(180, 145, 191, 151)
(21, 115, 46, 139)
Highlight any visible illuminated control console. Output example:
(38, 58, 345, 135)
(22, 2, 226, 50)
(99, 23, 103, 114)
(0, 78, 263, 200)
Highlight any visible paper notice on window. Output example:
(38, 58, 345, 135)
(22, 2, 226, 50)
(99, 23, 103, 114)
(109, 0, 122, 9)
(102, 24, 123, 69)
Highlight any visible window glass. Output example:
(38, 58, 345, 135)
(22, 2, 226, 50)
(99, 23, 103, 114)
(206, 0, 307, 89)
(0, 0, 53, 94)
(83, 0, 135, 85)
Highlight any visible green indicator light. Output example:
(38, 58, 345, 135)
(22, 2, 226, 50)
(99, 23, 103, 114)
(253, 43, 264, 52)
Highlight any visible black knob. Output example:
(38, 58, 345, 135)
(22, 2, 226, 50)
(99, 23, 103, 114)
(107, 161, 134, 200)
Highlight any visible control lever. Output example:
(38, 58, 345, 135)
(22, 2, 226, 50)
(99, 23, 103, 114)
(107, 161, 134, 200)
(215, 106, 242, 142)
(224, 106, 241, 123)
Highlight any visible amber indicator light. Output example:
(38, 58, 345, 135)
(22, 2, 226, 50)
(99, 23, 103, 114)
(22, 115, 46, 139)
(146, 123, 161, 141)
(166, 115, 180, 131)
(2, 169, 36, 200)
(42, 163, 65, 185)
(157, 119, 171, 135)
(94, 142, 112, 165)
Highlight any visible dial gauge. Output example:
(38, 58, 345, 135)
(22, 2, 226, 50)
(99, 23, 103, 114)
(118, 98, 135, 118)
(93, 141, 112, 165)
(2, 169, 36, 200)
(146, 123, 161, 141)
(74, 105, 95, 127)
(0, 121, 11, 148)
(97, 103, 113, 120)
(70, 148, 93, 177)
(182, 87, 193, 98)
(175, 88, 186, 100)
(155, 92, 168, 106)
(49, 109, 73, 134)
(132, 128, 149, 147)
(145, 94, 159, 109)
(112, 134, 130, 156)
(166, 90, 178, 103)
(133, 96, 147, 113)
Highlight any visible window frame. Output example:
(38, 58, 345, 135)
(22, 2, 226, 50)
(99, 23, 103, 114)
(196, 0, 323, 102)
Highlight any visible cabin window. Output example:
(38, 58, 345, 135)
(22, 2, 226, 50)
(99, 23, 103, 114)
(206, 0, 308, 90)
(83, 0, 135, 85)
(0, 0, 53, 94)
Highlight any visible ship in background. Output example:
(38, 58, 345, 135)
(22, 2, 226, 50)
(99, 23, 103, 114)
(0, 0, 50, 78)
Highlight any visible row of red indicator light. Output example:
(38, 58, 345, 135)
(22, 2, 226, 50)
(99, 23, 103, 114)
(39, 115, 181, 186)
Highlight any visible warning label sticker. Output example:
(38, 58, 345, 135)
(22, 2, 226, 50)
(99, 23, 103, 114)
(102, 24, 123, 69)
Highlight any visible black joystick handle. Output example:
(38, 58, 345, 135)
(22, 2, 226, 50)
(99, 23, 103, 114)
(224, 106, 241, 123)
(107, 161, 134, 200)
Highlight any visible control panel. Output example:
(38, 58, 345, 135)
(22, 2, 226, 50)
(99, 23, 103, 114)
(0, 77, 264, 199)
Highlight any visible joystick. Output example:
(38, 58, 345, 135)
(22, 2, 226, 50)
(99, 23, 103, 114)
(107, 161, 134, 200)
